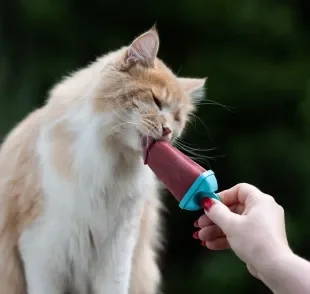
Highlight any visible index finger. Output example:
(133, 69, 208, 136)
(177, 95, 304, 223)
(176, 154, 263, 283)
(217, 183, 263, 206)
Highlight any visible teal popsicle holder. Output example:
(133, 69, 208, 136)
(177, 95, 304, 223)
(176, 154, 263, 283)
(179, 170, 221, 211)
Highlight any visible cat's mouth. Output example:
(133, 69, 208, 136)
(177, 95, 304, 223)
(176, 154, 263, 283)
(141, 136, 156, 164)
(140, 131, 172, 164)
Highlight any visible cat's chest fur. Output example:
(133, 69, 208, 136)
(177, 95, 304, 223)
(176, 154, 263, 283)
(19, 116, 156, 292)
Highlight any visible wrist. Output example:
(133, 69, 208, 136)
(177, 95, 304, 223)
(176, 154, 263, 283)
(256, 250, 310, 294)
(256, 246, 294, 279)
(253, 239, 293, 277)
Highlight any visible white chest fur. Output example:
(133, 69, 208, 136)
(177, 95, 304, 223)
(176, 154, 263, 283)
(19, 111, 156, 294)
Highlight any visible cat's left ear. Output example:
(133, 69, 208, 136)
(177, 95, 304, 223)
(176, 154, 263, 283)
(178, 77, 207, 103)
(125, 28, 159, 67)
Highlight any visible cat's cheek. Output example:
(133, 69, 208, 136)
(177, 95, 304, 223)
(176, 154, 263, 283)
(172, 128, 182, 139)
(176, 119, 186, 133)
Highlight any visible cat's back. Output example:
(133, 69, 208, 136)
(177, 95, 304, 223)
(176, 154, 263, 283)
(0, 107, 45, 237)
(0, 107, 42, 163)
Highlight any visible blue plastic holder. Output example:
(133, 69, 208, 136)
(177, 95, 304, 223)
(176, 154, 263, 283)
(179, 170, 221, 211)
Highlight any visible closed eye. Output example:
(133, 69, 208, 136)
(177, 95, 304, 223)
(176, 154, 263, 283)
(152, 94, 162, 110)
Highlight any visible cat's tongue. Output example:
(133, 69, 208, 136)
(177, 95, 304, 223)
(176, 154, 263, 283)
(141, 136, 155, 165)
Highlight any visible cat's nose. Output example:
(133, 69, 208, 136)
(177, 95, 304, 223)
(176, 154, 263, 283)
(162, 126, 171, 137)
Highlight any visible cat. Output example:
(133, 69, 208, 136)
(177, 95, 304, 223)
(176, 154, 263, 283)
(0, 27, 206, 294)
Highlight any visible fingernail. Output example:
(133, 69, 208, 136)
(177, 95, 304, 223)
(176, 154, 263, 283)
(201, 241, 206, 247)
(194, 220, 199, 227)
(192, 231, 199, 239)
(201, 198, 214, 211)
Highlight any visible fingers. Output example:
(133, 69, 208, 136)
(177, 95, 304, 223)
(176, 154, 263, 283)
(195, 214, 213, 228)
(203, 238, 230, 250)
(230, 203, 245, 215)
(193, 222, 229, 250)
(218, 183, 262, 206)
(202, 198, 240, 233)
(198, 224, 225, 241)
(195, 203, 245, 228)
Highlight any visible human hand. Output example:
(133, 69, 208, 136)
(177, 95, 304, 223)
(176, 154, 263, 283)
(193, 183, 292, 278)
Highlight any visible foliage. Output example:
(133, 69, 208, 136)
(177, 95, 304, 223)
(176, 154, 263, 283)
(1, 1, 310, 293)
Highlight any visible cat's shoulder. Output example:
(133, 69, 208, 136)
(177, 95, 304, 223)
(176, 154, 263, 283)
(0, 107, 44, 157)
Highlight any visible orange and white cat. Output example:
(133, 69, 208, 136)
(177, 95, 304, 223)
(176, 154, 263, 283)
(0, 28, 205, 294)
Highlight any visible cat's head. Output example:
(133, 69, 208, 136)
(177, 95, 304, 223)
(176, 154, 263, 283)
(96, 27, 206, 152)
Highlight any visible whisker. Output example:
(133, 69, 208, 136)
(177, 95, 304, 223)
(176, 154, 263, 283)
(112, 111, 141, 131)
(186, 116, 197, 130)
(173, 142, 214, 160)
(175, 139, 217, 152)
(112, 110, 132, 124)
(172, 141, 215, 167)
(188, 113, 213, 143)
(111, 96, 132, 119)
(141, 121, 161, 138)
(196, 100, 234, 112)
(143, 130, 154, 163)
(176, 64, 183, 75)
(104, 122, 131, 139)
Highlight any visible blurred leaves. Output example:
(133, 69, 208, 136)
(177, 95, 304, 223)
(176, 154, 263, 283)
(1, 0, 310, 293)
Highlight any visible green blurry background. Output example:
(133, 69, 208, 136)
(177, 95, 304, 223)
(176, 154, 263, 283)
(1, 1, 310, 293)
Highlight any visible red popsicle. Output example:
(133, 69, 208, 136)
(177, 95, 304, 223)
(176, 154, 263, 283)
(142, 137, 220, 211)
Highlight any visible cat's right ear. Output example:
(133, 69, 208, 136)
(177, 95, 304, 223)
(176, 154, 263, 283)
(125, 29, 159, 67)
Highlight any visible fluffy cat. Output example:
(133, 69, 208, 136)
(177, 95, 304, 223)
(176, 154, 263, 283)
(0, 27, 205, 294)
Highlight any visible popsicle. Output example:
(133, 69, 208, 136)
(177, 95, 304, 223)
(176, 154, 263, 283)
(142, 137, 221, 211)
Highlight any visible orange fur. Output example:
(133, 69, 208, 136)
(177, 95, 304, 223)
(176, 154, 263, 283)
(0, 28, 205, 293)
(0, 110, 43, 294)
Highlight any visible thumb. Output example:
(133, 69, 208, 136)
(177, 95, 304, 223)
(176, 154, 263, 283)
(202, 198, 240, 233)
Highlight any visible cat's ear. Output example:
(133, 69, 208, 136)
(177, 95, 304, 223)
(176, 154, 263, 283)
(125, 28, 159, 67)
(178, 77, 207, 103)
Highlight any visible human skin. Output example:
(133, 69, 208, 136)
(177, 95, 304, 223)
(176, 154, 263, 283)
(193, 183, 310, 294)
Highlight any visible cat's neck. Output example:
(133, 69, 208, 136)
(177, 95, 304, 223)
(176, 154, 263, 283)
(38, 101, 146, 191)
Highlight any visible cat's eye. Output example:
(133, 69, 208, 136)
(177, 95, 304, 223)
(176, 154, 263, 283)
(152, 94, 162, 110)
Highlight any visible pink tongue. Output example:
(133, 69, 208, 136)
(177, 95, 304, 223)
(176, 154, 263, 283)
(142, 136, 155, 164)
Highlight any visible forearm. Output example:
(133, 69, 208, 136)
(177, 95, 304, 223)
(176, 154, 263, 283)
(258, 251, 310, 294)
